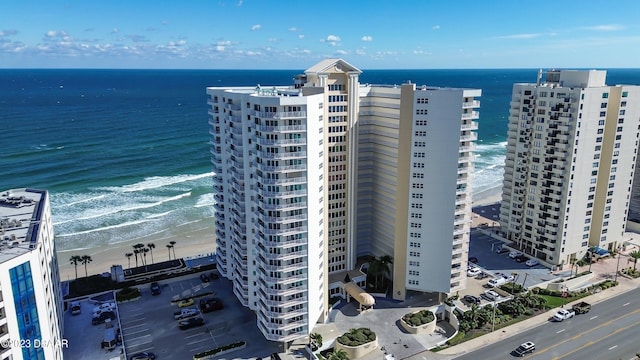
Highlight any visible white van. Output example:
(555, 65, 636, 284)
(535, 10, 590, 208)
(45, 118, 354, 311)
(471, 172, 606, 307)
(487, 277, 506, 288)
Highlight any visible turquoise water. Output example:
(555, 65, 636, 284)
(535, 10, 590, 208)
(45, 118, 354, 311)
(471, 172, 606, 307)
(1, 68, 639, 251)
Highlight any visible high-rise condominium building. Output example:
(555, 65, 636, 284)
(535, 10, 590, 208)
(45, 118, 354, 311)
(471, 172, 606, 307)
(500, 70, 640, 267)
(207, 59, 480, 343)
(0, 189, 64, 360)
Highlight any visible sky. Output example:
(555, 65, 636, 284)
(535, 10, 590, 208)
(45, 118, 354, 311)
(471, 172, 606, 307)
(1, 0, 640, 70)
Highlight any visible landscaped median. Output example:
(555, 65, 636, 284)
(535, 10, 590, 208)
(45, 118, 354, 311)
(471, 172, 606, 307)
(433, 280, 618, 352)
(192, 341, 246, 360)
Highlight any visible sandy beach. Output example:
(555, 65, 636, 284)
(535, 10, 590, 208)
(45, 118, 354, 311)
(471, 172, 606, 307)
(56, 188, 504, 281)
(57, 219, 217, 281)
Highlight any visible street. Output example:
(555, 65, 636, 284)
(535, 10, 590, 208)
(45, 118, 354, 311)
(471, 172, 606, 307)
(454, 287, 640, 359)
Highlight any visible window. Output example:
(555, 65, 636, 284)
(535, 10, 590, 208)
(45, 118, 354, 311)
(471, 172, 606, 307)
(602, 93, 609, 99)
(601, 102, 608, 108)
(600, 111, 606, 117)
(620, 110, 626, 115)
(622, 91, 628, 97)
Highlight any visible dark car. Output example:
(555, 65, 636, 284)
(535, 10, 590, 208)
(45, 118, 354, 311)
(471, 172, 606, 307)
(515, 255, 528, 263)
(150, 282, 161, 296)
(199, 297, 224, 313)
(463, 295, 481, 305)
(178, 317, 205, 330)
(210, 271, 220, 280)
(468, 256, 478, 264)
(200, 273, 210, 282)
(92, 311, 116, 325)
(130, 351, 156, 360)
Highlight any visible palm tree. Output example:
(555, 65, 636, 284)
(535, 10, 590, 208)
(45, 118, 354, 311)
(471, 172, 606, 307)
(630, 251, 640, 271)
(166, 244, 173, 260)
(169, 241, 177, 259)
(133, 243, 145, 267)
(327, 349, 349, 360)
(80, 255, 92, 278)
(367, 257, 384, 290)
(309, 333, 323, 350)
(147, 242, 155, 264)
(70, 255, 82, 280)
(142, 247, 149, 266)
(125, 252, 133, 268)
(379, 255, 393, 284)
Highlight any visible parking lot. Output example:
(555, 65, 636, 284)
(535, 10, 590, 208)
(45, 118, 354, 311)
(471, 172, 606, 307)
(459, 230, 563, 308)
(118, 273, 282, 359)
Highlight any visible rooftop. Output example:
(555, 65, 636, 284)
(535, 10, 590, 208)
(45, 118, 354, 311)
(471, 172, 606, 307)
(0, 188, 45, 263)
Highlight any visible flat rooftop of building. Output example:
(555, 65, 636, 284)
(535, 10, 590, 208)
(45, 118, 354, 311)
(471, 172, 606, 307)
(0, 188, 45, 263)
(328, 257, 370, 285)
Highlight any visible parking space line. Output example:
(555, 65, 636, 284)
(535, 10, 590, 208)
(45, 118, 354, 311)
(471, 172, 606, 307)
(187, 338, 211, 346)
(126, 328, 150, 336)
(123, 323, 147, 331)
(185, 332, 205, 339)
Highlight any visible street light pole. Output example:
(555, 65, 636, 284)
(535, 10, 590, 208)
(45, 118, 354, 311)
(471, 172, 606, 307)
(492, 301, 496, 332)
(614, 253, 622, 282)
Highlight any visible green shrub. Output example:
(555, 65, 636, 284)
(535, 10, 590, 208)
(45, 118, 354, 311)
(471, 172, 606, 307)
(194, 341, 245, 359)
(402, 309, 435, 327)
(446, 331, 465, 346)
(116, 287, 141, 302)
(336, 328, 376, 346)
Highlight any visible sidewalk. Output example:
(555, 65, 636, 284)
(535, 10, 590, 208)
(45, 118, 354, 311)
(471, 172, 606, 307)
(432, 266, 638, 358)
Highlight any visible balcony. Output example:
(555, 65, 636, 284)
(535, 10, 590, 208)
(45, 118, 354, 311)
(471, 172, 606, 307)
(257, 150, 308, 160)
(255, 162, 307, 173)
(255, 137, 307, 146)
(255, 124, 307, 133)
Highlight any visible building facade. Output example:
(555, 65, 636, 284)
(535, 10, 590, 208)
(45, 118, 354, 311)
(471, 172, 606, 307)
(207, 59, 480, 343)
(500, 70, 640, 267)
(0, 189, 64, 360)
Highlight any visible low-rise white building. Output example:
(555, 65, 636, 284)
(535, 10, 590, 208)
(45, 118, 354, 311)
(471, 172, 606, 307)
(0, 189, 64, 360)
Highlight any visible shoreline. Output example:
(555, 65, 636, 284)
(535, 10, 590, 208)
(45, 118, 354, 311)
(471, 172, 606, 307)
(57, 187, 504, 281)
(57, 222, 217, 281)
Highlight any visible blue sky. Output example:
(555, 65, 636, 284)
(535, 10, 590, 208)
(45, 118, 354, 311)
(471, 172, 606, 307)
(2, 0, 639, 69)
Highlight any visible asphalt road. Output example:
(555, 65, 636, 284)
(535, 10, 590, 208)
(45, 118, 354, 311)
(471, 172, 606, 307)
(454, 288, 640, 360)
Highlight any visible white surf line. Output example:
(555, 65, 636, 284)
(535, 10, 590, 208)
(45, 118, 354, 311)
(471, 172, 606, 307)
(556, 329, 565, 333)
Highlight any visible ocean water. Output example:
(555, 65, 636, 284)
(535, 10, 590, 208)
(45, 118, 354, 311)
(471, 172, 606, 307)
(1, 68, 639, 252)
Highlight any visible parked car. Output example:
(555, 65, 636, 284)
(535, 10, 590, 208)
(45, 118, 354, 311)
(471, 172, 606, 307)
(495, 246, 509, 254)
(467, 267, 481, 277)
(210, 271, 220, 280)
(150, 282, 161, 296)
(199, 297, 224, 313)
(92, 311, 116, 325)
(525, 259, 539, 267)
(463, 295, 481, 305)
(487, 277, 507, 288)
(200, 273, 210, 282)
(572, 301, 591, 314)
(70, 301, 81, 315)
(509, 251, 524, 259)
(515, 255, 528, 263)
(174, 308, 198, 320)
(177, 298, 194, 308)
(553, 309, 575, 322)
(130, 351, 156, 360)
(481, 290, 500, 301)
(513, 341, 535, 357)
(468, 256, 478, 264)
(178, 317, 205, 330)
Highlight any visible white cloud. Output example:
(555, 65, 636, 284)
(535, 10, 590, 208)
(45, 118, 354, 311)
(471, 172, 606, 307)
(336, 49, 348, 55)
(326, 34, 340, 42)
(237, 0, 244, 6)
(361, 35, 373, 42)
(355, 49, 365, 55)
(432, 25, 440, 30)
(289, 27, 298, 32)
(582, 24, 623, 31)
(111, 28, 119, 34)
(298, 34, 304, 39)
(251, 24, 261, 31)
(268, 38, 279, 43)
(497, 33, 543, 39)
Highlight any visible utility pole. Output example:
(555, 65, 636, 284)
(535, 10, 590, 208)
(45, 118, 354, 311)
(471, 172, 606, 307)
(614, 253, 622, 282)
